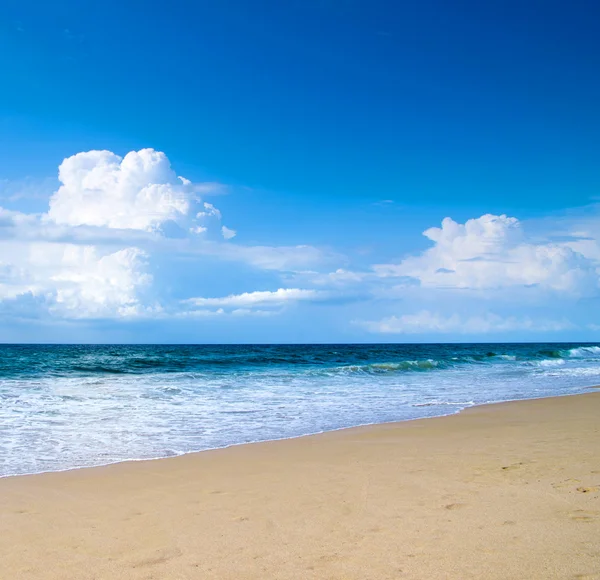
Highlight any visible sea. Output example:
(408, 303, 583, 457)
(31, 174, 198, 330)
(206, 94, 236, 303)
(1, 343, 599, 477)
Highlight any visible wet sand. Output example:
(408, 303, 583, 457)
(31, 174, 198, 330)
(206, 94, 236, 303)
(1, 392, 599, 579)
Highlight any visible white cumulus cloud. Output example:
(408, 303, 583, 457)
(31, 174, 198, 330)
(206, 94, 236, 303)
(374, 214, 599, 295)
(0, 148, 340, 321)
(47, 149, 201, 232)
(0, 241, 153, 318)
(48, 246, 153, 318)
(0, 148, 230, 319)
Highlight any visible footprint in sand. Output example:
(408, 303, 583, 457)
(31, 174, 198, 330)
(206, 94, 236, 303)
(552, 478, 581, 489)
(318, 553, 341, 563)
(577, 486, 600, 494)
(444, 503, 467, 510)
(501, 462, 528, 471)
(130, 547, 182, 569)
(568, 510, 599, 523)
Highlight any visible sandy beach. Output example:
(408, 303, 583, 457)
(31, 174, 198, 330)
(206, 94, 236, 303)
(1, 392, 599, 580)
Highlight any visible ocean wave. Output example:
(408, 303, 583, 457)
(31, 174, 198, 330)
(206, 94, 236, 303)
(563, 346, 600, 358)
(534, 346, 600, 360)
(537, 349, 563, 358)
(524, 359, 566, 368)
(327, 352, 529, 374)
(332, 360, 443, 374)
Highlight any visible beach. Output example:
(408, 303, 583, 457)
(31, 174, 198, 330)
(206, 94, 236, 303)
(1, 392, 599, 579)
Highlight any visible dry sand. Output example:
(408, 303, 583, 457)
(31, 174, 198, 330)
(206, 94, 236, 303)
(1, 392, 599, 580)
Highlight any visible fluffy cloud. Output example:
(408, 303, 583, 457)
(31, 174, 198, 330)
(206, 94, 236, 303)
(0, 149, 339, 320)
(0, 148, 219, 319)
(49, 246, 153, 318)
(374, 214, 599, 295)
(46, 149, 240, 240)
(47, 149, 192, 231)
(360, 310, 573, 334)
(0, 241, 152, 318)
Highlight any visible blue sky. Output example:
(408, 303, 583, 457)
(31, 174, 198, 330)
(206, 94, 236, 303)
(1, 0, 600, 342)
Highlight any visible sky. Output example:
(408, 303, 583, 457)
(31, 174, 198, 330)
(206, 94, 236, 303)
(1, 0, 600, 343)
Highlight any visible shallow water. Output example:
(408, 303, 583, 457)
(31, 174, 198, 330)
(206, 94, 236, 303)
(1, 343, 599, 476)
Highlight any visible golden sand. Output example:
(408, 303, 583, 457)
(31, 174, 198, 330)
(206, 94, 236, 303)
(1, 392, 599, 579)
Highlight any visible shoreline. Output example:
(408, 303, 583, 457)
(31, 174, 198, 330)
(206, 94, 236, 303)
(2, 391, 599, 579)
(2, 387, 598, 481)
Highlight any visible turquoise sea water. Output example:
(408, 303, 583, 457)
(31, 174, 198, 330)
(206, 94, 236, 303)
(1, 343, 599, 477)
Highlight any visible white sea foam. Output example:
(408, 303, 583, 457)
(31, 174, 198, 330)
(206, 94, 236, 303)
(537, 359, 566, 367)
(412, 400, 475, 408)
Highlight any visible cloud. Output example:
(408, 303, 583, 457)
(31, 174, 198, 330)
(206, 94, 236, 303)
(221, 225, 236, 240)
(319, 268, 365, 284)
(48, 246, 154, 318)
(0, 241, 153, 319)
(47, 149, 200, 232)
(184, 288, 321, 310)
(360, 310, 574, 334)
(176, 307, 278, 318)
(8, 150, 598, 335)
(0, 148, 223, 319)
(0, 148, 339, 321)
(374, 214, 599, 295)
(196, 202, 221, 221)
(45, 149, 233, 239)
